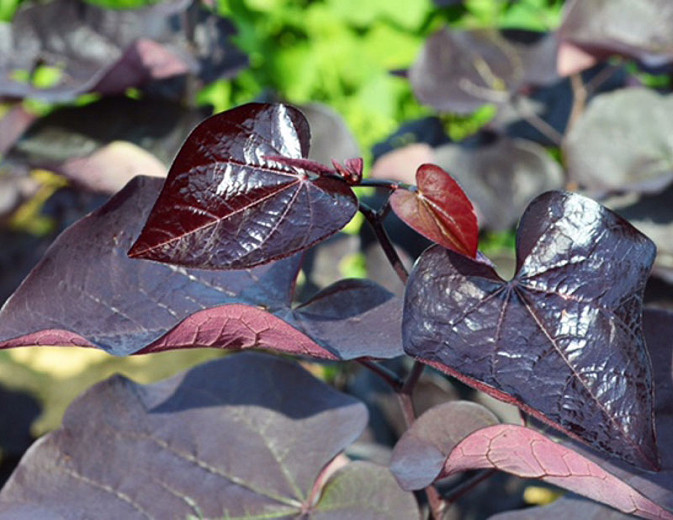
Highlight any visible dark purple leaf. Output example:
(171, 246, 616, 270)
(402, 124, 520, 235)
(390, 401, 499, 490)
(0, 176, 401, 359)
(403, 191, 658, 469)
(389, 164, 479, 257)
(128, 103, 358, 269)
(564, 89, 673, 196)
(558, 0, 673, 76)
(0, 353, 417, 518)
(433, 134, 564, 231)
(409, 28, 558, 113)
(440, 424, 673, 520)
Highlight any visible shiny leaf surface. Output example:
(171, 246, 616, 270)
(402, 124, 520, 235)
(0, 353, 417, 519)
(389, 164, 478, 257)
(128, 103, 358, 269)
(403, 191, 658, 469)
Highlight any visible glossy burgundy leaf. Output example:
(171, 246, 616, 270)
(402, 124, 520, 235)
(390, 164, 478, 258)
(0, 353, 417, 518)
(441, 425, 673, 520)
(128, 103, 358, 269)
(0, 176, 402, 359)
(558, 0, 673, 76)
(390, 401, 499, 490)
(403, 191, 658, 469)
(564, 89, 673, 196)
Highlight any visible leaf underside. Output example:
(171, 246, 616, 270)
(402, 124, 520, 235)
(403, 190, 659, 469)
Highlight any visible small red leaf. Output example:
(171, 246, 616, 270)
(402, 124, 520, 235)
(390, 164, 478, 258)
(442, 425, 673, 520)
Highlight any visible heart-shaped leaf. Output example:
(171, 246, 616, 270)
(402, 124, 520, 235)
(441, 425, 673, 520)
(403, 190, 658, 469)
(0, 176, 402, 360)
(390, 164, 478, 258)
(0, 352, 419, 518)
(128, 103, 358, 269)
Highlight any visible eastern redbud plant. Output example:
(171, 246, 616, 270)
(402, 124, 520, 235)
(0, 103, 671, 519)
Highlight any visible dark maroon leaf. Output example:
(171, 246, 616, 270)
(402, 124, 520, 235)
(564, 89, 673, 196)
(409, 28, 558, 113)
(440, 425, 673, 520)
(433, 134, 564, 231)
(403, 191, 658, 469)
(0, 176, 401, 359)
(390, 401, 499, 490)
(389, 164, 478, 257)
(128, 103, 358, 269)
(558, 0, 673, 76)
(0, 353, 417, 518)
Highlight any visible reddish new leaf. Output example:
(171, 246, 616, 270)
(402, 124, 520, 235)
(128, 103, 358, 269)
(441, 425, 673, 520)
(389, 164, 478, 258)
(403, 191, 658, 469)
